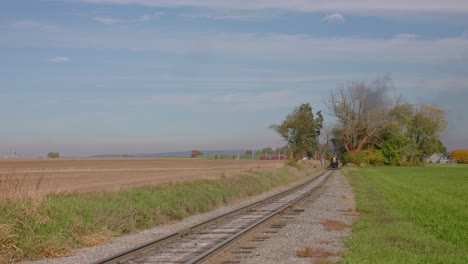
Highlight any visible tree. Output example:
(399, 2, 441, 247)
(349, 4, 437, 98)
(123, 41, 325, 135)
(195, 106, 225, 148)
(450, 149, 468, 163)
(191, 150, 203, 158)
(325, 77, 395, 153)
(377, 103, 447, 164)
(317, 124, 333, 168)
(407, 104, 447, 159)
(244, 150, 252, 155)
(262, 147, 273, 154)
(387, 104, 446, 163)
(48, 152, 60, 158)
(270, 103, 323, 159)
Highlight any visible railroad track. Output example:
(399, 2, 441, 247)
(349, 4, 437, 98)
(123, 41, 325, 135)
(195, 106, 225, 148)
(91, 170, 333, 264)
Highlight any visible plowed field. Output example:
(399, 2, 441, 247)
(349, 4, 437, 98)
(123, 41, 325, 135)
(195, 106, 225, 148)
(0, 158, 283, 194)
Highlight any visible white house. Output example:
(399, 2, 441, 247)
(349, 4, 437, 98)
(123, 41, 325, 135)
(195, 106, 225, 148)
(426, 153, 452, 163)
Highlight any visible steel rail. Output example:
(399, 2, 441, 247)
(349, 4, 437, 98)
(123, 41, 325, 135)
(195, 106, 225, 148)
(91, 170, 332, 264)
(186, 171, 331, 264)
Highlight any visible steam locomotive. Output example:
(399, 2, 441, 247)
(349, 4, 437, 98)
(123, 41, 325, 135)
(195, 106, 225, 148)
(330, 156, 339, 169)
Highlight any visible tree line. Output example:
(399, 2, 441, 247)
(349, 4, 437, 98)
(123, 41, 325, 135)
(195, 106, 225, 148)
(271, 76, 462, 166)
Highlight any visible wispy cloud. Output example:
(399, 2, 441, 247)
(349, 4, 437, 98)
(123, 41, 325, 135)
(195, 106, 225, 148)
(79, 1, 468, 14)
(10, 20, 60, 32)
(139, 12, 164, 22)
(7, 28, 468, 63)
(394, 33, 418, 40)
(321, 12, 345, 23)
(93, 16, 119, 25)
(182, 10, 283, 21)
(78, 91, 301, 111)
(48, 56, 70, 62)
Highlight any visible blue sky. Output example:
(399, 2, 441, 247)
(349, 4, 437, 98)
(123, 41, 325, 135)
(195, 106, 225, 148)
(1, 0, 467, 157)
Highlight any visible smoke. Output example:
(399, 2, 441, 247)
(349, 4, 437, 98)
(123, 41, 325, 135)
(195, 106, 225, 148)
(366, 74, 395, 110)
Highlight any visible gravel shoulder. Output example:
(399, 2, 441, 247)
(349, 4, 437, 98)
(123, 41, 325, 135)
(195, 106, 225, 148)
(239, 170, 356, 264)
(22, 170, 355, 264)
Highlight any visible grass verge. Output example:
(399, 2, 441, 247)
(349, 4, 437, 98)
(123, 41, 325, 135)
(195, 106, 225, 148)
(340, 166, 468, 264)
(0, 164, 316, 263)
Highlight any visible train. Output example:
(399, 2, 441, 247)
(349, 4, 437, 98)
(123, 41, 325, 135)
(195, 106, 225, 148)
(330, 156, 339, 169)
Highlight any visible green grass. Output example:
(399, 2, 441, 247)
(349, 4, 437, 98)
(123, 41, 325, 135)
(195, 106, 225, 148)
(0, 165, 316, 263)
(340, 166, 468, 264)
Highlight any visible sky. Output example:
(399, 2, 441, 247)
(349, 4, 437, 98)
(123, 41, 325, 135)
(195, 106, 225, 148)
(1, 0, 467, 158)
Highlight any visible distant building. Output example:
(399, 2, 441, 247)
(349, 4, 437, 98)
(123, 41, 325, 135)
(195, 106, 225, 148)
(426, 153, 452, 163)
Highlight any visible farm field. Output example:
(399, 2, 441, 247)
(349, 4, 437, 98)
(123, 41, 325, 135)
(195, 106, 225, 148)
(0, 158, 314, 263)
(0, 158, 283, 194)
(341, 166, 468, 264)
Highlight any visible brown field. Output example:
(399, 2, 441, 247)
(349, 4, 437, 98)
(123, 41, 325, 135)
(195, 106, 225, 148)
(0, 158, 284, 194)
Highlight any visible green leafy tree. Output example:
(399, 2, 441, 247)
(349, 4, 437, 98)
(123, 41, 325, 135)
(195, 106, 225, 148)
(270, 103, 323, 159)
(407, 104, 447, 159)
(47, 152, 60, 158)
(244, 150, 252, 155)
(380, 104, 447, 164)
(262, 147, 273, 154)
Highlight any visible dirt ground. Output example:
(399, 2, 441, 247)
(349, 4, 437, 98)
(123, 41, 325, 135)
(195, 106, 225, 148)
(0, 158, 284, 194)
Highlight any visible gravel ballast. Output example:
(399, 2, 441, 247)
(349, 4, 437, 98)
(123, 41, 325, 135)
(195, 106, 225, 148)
(239, 170, 356, 264)
(23, 170, 355, 264)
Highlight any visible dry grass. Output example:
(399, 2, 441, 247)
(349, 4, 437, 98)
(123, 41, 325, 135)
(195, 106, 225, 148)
(321, 219, 350, 231)
(295, 246, 341, 258)
(0, 224, 22, 264)
(81, 229, 114, 247)
(0, 171, 44, 202)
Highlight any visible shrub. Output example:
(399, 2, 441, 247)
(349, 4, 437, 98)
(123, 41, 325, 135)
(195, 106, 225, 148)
(380, 139, 405, 165)
(343, 149, 384, 166)
(449, 149, 468, 163)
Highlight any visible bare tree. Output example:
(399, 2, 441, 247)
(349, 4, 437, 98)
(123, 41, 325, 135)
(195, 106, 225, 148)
(325, 77, 395, 153)
(317, 124, 333, 168)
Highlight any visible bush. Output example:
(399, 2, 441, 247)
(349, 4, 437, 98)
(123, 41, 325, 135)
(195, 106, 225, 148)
(380, 139, 405, 165)
(343, 149, 384, 166)
(449, 149, 468, 163)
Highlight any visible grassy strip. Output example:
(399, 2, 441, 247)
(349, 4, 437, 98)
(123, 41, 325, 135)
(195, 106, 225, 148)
(0, 164, 315, 263)
(340, 166, 468, 264)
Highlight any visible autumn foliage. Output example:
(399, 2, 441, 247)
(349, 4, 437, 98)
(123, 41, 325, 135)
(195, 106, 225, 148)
(449, 149, 468, 163)
(191, 150, 203, 158)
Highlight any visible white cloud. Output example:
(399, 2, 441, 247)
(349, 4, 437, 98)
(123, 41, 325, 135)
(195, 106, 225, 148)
(10, 20, 60, 32)
(79, 1, 468, 14)
(6, 23, 468, 63)
(321, 12, 344, 23)
(139, 12, 164, 21)
(48, 56, 70, 62)
(182, 10, 282, 21)
(93, 16, 119, 25)
(394, 34, 418, 40)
